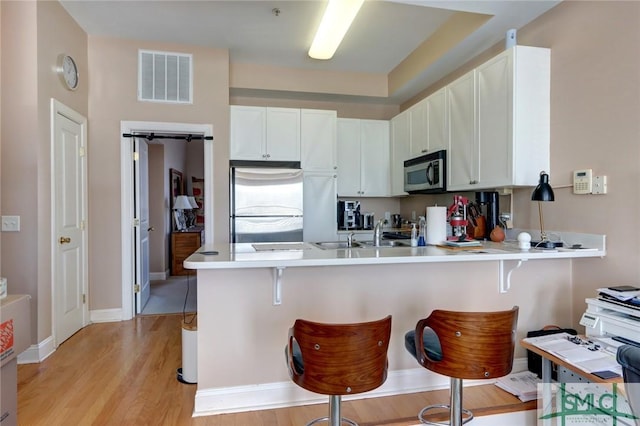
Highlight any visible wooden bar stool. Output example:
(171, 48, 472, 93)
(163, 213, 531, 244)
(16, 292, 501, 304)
(405, 307, 519, 426)
(285, 315, 392, 426)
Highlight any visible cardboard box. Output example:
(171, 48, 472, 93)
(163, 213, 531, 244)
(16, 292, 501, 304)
(1, 294, 31, 426)
(0, 295, 31, 367)
(1, 359, 17, 426)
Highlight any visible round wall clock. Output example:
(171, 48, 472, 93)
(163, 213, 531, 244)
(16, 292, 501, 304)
(57, 54, 79, 90)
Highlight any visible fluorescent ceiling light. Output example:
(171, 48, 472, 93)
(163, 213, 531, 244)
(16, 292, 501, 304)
(309, 0, 364, 60)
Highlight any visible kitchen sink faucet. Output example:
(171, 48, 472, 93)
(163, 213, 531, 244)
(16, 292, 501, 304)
(374, 219, 385, 247)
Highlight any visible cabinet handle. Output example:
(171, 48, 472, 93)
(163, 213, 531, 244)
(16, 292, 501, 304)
(421, 149, 428, 153)
(59, 237, 71, 244)
(469, 180, 478, 185)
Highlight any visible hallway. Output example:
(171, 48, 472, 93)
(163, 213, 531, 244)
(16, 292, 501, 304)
(141, 275, 197, 315)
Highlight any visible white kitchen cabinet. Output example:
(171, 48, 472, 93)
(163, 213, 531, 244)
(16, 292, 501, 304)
(426, 87, 448, 153)
(303, 172, 338, 242)
(407, 87, 447, 159)
(230, 106, 300, 161)
(447, 46, 550, 191)
(390, 111, 410, 196)
(337, 118, 390, 197)
(475, 46, 550, 188)
(408, 100, 428, 157)
(301, 109, 337, 172)
(447, 69, 477, 191)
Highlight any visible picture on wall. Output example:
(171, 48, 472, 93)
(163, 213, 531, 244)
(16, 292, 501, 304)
(170, 168, 183, 210)
(170, 169, 184, 231)
(191, 176, 205, 226)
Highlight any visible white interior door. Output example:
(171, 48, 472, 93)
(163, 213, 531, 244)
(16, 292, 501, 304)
(134, 138, 151, 313)
(52, 99, 88, 346)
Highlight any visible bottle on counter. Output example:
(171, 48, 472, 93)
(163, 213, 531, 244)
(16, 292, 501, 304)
(410, 223, 418, 247)
(418, 216, 426, 246)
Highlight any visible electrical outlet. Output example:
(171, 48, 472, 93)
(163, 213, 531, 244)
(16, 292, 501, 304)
(1, 215, 20, 232)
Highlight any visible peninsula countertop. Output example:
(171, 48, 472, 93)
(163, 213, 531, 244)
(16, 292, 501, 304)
(184, 230, 605, 270)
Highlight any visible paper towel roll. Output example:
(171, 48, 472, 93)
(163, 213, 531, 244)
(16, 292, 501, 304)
(426, 206, 447, 245)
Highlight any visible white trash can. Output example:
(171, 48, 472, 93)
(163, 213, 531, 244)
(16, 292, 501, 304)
(179, 318, 197, 384)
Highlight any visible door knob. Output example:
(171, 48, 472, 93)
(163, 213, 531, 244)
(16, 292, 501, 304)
(148, 227, 155, 232)
(59, 237, 71, 244)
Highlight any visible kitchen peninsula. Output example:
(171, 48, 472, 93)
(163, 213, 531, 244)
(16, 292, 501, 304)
(184, 231, 604, 417)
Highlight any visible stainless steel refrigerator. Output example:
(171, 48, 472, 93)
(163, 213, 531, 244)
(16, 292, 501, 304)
(230, 162, 303, 243)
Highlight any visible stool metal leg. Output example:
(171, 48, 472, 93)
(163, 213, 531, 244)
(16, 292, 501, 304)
(329, 395, 341, 426)
(306, 395, 358, 426)
(417, 377, 474, 426)
(450, 378, 462, 426)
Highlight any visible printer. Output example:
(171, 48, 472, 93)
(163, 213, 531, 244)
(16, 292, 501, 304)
(582, 295, 640, 345)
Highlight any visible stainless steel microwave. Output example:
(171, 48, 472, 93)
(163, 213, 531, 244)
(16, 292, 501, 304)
(403, 150, 447, 194)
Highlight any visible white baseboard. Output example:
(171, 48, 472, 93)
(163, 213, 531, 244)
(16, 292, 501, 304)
(90, 308, 125, 323)
(17, 310, 126, 365)
(194, 358, 528, 417)
(17, 335, 55, 364)
(150, 270, 169, 281)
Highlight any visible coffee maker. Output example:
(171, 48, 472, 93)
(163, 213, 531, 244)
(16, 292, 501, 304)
(337, 200, 362, 230)
(475, 191, 499, 240)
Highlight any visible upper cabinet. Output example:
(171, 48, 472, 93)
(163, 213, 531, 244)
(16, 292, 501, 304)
(447, 46, 550, 191)
(447, 70, 477, 190)
(390, 111, 410, 196)
(230, 106, 300, 161)
(337, 118, 390, 197)
(408, 100, 428, 157)
(425, 87, 448, 153)
(408, 86, 448, 158)
(301, 109, 337, 172)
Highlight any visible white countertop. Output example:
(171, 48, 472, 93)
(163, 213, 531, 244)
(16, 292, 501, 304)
(184, 230, 605, 270)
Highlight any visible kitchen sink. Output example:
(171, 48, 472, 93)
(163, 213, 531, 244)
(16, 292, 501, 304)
(360, 240, 409, 248)
(313, 241, 361, 250)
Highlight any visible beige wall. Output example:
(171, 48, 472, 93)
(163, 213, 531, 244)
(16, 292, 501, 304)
(1, 0, 88, 343)
(87, 36, 229, 309)
(515, 1, 640, 326)
(198, 259, 571, 389)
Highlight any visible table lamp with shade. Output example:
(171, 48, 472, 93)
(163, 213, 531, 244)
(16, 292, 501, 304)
(187, 196, 199, 228)
(173, 195, 193, 231)
(531, 171, 562, 248)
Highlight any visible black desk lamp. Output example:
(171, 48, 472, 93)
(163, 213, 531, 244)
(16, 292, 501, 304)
(531, 171, 562, 248)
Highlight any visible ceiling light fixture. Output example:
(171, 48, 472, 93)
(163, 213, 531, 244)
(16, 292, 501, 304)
(308, 0, 364, 60)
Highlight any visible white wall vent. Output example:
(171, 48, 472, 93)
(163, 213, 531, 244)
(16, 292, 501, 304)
(138, 50, 192, 104)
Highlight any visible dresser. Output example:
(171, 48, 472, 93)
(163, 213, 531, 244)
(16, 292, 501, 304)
(171, 228, 203, 276)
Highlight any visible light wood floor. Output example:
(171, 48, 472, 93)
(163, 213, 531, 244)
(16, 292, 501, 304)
(18, 314, 534, 425)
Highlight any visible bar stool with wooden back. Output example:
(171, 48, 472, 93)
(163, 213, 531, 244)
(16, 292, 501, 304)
(285, 315, 392, 426)
(404, 306, 519, 426)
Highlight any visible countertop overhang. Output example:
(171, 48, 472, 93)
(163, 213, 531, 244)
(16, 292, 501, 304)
(184, 229, 605, 270)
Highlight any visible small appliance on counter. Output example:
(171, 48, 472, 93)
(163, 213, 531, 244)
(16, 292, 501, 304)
(362, 213, 375, 230)
(475, 191, 499, 240)
(337, 200, 362, 230)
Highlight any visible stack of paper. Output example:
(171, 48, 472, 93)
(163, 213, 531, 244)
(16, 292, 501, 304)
(495, 371, 542, 402)
(524, 333, 622, 375)
(598, 286, 640, 301)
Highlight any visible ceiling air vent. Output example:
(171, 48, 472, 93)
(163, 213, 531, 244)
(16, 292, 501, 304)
(138, 50, 192, 104)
